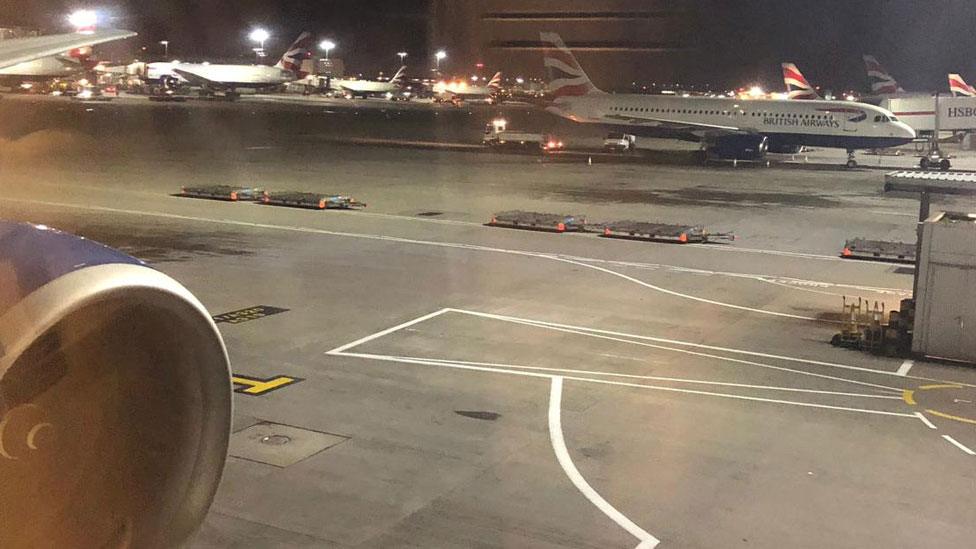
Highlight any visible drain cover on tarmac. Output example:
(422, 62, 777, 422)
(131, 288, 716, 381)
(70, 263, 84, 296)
(229, 422, 348, 467)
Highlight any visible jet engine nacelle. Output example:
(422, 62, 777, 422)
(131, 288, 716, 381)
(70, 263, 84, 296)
(705, 133, 769, 161)
(0, 222, 231, 547)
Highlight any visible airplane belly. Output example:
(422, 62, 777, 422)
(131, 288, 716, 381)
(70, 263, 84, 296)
(0, 57, 75, 77)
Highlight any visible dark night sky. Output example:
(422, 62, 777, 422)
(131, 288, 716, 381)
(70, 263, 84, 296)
(5, 1, 428, 71)
(5, 1, 976, 89)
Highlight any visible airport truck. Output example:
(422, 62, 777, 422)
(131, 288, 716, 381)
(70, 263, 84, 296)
(603, 132, 637, 152)
(483, 118, 563, 151)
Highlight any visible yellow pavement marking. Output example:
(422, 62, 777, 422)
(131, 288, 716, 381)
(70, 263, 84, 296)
(918, 384, 964, 391)
(902, 390, 916, 406)
(232, 375, 301, 396)
(925, 409, 976, 426)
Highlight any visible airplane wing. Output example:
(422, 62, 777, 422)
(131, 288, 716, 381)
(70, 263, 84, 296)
(172, 68, 218, 87)
(0, 29, 136, 71)
(603, 112, 745, 133)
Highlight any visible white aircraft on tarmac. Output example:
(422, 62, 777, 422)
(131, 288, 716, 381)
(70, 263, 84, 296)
(541, 32, 915, 167)
(141, 33, 312, 98)
(435, 72, 502, 103)
(329, 66, 406, 97)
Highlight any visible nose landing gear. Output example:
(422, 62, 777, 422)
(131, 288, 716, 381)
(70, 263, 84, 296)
(846, 149, 858, 169)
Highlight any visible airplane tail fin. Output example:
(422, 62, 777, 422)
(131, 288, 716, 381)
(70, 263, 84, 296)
(390, 65, 407, 84)
(949, 73, 976, 97)
(540, 32, 604, 98)
(863, 55, 904, 95)
(781, 63, 820, 100)
(275, 32, 313, 77)
(487, 71, 502, 89)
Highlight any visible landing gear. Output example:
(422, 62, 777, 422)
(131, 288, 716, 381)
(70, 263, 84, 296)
(845, 149, 858, 169)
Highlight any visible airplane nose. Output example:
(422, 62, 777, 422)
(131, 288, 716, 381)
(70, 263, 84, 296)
(898, 121, 916, 140)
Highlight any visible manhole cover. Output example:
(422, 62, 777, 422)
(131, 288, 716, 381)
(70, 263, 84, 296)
(229, 422, 347, 467)
(417, 211, 444, 217)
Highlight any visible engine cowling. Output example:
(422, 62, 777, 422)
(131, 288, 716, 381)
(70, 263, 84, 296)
(705, 134, 769, 161)
(0, 222, 231, 547)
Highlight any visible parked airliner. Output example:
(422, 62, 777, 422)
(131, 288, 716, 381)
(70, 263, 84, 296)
(541, 33, 915, 167)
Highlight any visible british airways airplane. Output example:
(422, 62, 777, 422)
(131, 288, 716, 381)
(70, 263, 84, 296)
(541, 33, 915, 167)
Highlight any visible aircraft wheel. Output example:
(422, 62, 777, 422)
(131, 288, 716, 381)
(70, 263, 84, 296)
(919, 157, 930, 170)
(940, 159, 951, 171)
(846, 159, 858, 169)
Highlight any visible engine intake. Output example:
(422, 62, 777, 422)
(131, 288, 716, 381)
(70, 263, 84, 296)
(0, 222, 231, 547)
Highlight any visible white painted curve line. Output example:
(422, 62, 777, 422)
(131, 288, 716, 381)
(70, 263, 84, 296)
(942, 435, 976, 456)
(896, 360, 914, 377)
(545, 255, 823, 322)
(6, 197, 836, 324)
(548, 377, 660, 549)
(915, 412, 937, 430)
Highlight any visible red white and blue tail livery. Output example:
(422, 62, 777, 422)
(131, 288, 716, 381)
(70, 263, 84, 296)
(486, 71, 502, 89)
(782, 63, 821, 100)
(863, 55, 905, 95)
(948, 73, 976, 97)
(541, 32, 604, 98)
(275, 32, 313, 78)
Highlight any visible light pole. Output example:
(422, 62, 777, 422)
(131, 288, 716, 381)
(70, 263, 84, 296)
(249, 28, 270, 61)
(397, 51, 407, 66)
(160, 40, 169, 57)
(320, 40, 336, 60)
(434, 50, 446, 73)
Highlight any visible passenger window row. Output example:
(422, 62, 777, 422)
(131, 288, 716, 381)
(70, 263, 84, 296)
(609, 105, 834, 120)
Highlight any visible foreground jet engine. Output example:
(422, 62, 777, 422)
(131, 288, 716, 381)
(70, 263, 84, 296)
(0, 221, 231, 547)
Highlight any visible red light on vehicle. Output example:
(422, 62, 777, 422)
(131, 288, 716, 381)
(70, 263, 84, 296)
(556, 222, 566, 232)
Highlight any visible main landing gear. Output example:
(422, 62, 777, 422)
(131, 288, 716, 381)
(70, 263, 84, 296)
(845, 149, 858, 169)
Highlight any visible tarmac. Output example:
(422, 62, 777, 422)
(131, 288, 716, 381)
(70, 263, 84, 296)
(2, 93, 976, 548)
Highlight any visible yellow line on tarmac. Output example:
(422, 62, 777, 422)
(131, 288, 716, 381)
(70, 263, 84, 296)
(902, 390, 916, 406)
(918, 384, 964, 391)
(926, 409, 976, 426)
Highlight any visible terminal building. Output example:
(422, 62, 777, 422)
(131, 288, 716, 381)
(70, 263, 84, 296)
(426, 0, 701, 91)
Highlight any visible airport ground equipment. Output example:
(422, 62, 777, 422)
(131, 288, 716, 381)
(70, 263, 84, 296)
(603, 132, 637, 153)
(840, 238, 915, 263)
(262, 191, 365, 210)
(912, 211, 976, 363)
(488, 211, 585, 232)
(599, 221, 734, 244)
(883, 170, 976, 295)
(0, 221, 231, 547)
(831, 297, 914, 357)
(483, 118, 563, 152)
(180, 185, 263, 201)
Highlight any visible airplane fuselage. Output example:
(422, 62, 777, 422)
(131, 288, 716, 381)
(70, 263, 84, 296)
(331, 79, 398, 94)
(551, 94, 916, 150)
(147, 63, 295, 88)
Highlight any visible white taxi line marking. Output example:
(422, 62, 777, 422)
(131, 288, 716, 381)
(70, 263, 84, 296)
(942, 435, 976, 456)
(549, 377, 660, 548)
